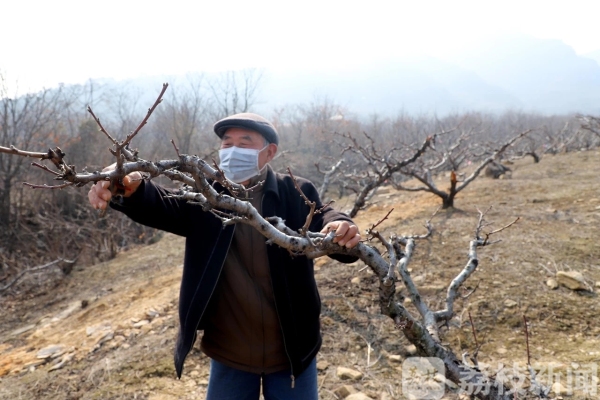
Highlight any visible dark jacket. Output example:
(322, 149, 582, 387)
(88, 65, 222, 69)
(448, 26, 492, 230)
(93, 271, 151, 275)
(110, 168, 357, 379)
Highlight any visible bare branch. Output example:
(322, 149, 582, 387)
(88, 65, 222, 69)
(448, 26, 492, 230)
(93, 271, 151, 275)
(23, 182, 74, 190)
(580, 115, 600, 138)
(0, 258, 76, 293)
(0, 145, 52, 160)
(523, 314, 531, 366)
(456, 129, 531, 192)
(31, 161, 62, 176)
(86, 106, 118, 145)
(316, 158, 344, 200)
(468, 310, 481, 367)
(171, 139, 181, 158)
(367, 208, 394, 233)
(122, 83, 169, 147)
(287, 167, 316, 236)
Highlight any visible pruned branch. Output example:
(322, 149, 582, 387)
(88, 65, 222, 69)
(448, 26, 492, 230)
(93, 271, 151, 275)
(0, 144, 51, 159)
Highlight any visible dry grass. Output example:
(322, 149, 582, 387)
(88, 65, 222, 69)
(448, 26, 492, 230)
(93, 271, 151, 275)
(0, 150, 599, 399)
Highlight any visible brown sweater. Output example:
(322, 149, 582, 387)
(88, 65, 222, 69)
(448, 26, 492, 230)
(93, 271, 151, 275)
(200, 168, 288, 373)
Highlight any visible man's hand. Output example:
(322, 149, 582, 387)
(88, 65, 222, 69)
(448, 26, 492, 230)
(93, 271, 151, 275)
(320, 221, 361, 249)
(88, 165, 142, 210)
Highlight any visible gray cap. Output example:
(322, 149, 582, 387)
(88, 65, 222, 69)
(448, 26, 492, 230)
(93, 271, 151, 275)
(213, 113, 279, 145)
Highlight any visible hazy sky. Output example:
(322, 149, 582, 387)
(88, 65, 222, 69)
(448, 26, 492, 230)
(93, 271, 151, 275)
(2, 0, 599, 94)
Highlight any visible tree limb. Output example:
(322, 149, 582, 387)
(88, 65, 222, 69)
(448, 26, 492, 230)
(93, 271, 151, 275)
(0, 258, 76, 293)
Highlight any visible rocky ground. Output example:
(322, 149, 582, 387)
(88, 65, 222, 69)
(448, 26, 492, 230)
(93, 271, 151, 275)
(1, 150, 599, 399)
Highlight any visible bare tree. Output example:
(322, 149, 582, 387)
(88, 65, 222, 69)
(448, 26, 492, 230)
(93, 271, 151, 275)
(102, 83, 144, 136)
(151, 75, 214, 157)
(336, 130, 441, 217)
(208, 68, 264, 119)
(271, 98, 354, 183)
(579, 114, 600, 140)
(315, 158, 344, 201)
(0, 75, 77, 225)
(395, 130, 531, 209)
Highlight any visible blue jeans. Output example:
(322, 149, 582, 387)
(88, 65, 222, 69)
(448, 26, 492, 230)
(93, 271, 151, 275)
(206, 358, 318, 400)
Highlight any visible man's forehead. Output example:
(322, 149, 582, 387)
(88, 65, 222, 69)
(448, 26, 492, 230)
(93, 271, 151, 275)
(221, 128, 261, 141)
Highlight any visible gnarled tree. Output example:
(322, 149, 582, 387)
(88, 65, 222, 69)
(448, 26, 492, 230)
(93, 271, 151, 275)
(394, 129, 531, 209)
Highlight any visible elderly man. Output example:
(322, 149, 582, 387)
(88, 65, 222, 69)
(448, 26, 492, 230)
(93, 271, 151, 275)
(88, 113, 361, 400)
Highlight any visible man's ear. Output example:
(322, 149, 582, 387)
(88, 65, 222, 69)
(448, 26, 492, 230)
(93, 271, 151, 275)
(266, 143, 278, 162)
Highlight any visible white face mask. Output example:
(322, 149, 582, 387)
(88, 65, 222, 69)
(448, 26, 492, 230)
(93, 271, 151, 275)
(218, 145, 268, 183)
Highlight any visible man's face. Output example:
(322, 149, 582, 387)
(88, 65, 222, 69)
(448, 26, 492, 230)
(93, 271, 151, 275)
(220, 127, 278, 175)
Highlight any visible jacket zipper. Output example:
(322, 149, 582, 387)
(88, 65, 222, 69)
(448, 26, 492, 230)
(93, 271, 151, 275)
(263, 194, 296, 388)
(183, 225, 236, 361)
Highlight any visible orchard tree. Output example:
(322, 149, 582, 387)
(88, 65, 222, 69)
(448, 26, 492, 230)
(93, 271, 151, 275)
(0, 76, 78, 225)
(394, 129, 531, 209)
(207, 68, 264, 119)
(151, 74, 214, 157)
(335, 130, 439, 217)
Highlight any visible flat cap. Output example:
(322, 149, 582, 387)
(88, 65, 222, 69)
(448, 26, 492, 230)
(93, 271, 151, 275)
(213, 113, 279, 145)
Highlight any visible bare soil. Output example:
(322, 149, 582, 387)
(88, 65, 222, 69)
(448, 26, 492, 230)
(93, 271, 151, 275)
(1, 150, 599, 399)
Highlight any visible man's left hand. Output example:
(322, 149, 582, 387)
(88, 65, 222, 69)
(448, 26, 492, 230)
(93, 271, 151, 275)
(320, 221, 361, 249)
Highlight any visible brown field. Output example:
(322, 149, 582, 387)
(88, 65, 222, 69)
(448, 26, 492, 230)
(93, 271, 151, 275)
(1, 150, 599, 399)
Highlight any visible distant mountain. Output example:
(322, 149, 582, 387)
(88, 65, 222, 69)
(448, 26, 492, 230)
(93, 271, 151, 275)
(62, 35, 600, 118)
(448, 35, 600, 114)
(259, 35, 600, 116)
(259, 56, 522, 116)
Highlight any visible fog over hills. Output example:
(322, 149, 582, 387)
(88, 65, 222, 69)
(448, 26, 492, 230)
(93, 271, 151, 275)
(257, 35, 600, 116)
(77, 35, 600, 118)
(258, 55, 524, 116)
(583, 49, 600, 66)
(446, 35, 600, 115)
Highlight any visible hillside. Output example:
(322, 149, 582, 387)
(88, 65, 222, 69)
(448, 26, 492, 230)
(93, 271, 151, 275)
(0, 150, 599, 399)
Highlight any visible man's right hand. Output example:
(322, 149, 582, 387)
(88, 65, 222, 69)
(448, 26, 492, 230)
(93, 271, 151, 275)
(88, 166, 142, 210)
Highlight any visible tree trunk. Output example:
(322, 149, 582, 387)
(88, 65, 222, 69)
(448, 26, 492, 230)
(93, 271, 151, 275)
(0, 179, 11, 226)
(442, 195, 454, 209)
(440, 172, 458, 209)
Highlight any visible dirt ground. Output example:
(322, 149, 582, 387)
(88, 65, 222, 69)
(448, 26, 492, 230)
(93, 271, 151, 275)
(1, 150, 599, 399)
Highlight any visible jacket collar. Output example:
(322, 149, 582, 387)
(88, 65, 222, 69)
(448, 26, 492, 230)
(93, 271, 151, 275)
(262, 165, 280, 201)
